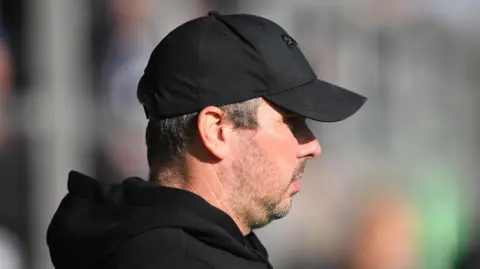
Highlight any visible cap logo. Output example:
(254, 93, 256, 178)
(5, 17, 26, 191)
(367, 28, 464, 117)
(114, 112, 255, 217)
(282, 34, 297, 48)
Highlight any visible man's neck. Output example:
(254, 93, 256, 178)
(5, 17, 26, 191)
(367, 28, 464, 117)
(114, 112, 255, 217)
(153, 167, 252, 236)
(183, 177, 252, 236)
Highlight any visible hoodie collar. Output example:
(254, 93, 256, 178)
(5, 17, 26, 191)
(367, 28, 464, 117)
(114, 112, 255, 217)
(67, 171, 269, 258)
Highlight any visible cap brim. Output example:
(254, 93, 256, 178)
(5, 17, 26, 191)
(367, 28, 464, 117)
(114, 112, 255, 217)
(264, 79, 366, 122)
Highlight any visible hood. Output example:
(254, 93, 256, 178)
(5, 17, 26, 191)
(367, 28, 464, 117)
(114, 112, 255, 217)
(46, 171, 268, 269)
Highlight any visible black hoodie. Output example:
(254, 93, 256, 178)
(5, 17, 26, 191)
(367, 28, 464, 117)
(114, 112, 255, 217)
(47, 171, 273, 269)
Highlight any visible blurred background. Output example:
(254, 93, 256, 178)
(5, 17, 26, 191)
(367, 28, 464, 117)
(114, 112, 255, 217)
(1, 0, 480, 268)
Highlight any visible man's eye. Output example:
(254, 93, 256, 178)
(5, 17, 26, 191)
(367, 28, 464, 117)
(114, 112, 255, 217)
(284, 118, 299, 130)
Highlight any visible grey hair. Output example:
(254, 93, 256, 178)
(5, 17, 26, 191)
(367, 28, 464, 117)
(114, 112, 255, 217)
(146, 98, 260, 181)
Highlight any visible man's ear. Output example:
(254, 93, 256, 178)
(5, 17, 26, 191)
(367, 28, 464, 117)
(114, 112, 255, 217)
(197, 106, 233, 160)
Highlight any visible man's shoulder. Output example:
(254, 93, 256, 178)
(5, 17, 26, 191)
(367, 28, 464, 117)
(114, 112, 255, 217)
(120, 227, 187, 250)
(104, 227, 212, 269)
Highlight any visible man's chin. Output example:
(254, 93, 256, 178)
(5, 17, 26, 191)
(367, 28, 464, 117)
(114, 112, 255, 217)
(253, 213, 290, 230)
(272, 200, 293, 219)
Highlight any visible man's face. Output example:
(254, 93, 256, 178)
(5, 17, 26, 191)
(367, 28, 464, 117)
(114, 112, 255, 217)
(229, 98, 321, 229)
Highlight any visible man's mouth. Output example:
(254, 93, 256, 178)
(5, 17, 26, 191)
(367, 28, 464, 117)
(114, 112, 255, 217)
(293, 160, 307, 181)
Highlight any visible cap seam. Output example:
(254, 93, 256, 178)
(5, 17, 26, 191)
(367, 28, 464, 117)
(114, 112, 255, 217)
(213, 15, 278, 94)
(214, 16, 260, 55)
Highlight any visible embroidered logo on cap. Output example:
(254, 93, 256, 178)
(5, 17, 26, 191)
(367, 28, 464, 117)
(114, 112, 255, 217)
(282, 34, 298, 48)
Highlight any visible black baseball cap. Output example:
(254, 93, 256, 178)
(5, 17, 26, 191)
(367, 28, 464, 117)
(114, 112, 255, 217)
(138, 11, 366, 122)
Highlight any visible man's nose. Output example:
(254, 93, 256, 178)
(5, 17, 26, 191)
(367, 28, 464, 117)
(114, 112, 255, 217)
(298, 138, 321, 158)
(296, 127, 321, 158)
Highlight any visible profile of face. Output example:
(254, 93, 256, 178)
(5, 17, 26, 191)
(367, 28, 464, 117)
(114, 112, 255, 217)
(228, 99, 321, 229)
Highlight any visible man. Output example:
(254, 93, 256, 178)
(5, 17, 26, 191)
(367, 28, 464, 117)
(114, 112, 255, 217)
(47, 11, 366, 269)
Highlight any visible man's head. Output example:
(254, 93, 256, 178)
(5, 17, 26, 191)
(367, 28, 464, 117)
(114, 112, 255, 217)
(146, 97, 320, 229)
(137, 12, 366, 230)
